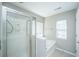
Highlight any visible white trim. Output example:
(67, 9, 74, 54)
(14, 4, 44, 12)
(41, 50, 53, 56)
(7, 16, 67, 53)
(56, 47, 76, 57)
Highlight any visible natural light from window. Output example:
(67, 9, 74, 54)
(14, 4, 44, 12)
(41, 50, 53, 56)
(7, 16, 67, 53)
(56, 20, 67, 40)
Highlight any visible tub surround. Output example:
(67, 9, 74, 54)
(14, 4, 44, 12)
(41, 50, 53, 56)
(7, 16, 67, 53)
(36, 36, 56, 57)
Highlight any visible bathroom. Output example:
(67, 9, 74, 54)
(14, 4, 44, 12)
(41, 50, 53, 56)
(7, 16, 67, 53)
(0, 2, 79, 57)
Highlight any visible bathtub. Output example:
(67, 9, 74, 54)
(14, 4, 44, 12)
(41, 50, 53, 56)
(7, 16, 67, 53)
(46, 40, 56, 56)
(36, 36, 56, 57)
(46, 40, 56, 51)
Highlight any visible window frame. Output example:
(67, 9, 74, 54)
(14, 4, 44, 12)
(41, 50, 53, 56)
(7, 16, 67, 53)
(56, 20, 67, 40)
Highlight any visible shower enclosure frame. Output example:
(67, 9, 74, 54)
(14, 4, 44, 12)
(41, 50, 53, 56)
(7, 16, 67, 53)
(1, 6, 36, 57)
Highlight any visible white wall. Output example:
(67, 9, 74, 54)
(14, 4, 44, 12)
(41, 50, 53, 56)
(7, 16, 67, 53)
(45, 9, 76, 53)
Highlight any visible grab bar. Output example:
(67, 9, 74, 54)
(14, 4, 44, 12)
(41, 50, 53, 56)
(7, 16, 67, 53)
(6, 20, 14, 33)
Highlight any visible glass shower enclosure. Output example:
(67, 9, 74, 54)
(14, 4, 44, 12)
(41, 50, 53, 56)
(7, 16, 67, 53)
(1, 6, 36, 57)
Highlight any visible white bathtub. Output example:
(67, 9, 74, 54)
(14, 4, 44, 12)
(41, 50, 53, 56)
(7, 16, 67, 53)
(46, 40, 56, 51)
(46, 40, 56, 56)
(36, 36, 56, 57)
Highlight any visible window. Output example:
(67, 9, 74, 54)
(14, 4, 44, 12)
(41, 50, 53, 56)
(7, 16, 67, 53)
(56, 20, 67, 39)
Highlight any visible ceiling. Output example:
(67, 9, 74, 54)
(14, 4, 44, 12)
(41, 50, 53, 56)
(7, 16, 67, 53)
(11, 2, 79, 17)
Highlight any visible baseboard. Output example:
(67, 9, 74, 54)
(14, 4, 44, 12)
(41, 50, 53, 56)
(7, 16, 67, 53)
(56, 47, 76, 57)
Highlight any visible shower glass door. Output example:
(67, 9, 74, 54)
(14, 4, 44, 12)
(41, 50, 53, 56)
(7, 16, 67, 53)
(6, 12, 29, 57)
(2, 6, 36, 57)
